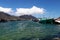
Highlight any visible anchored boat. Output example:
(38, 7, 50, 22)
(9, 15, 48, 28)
(39, 17, 60, 24)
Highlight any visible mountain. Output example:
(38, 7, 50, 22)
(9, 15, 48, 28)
(19, 15, 36, 19)
(0, 12, 38, 22)
(0, 12, 20, 22)
(19, 15, 39, 22)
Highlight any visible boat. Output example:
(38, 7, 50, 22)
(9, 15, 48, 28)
(55, 17, 60, 24)
(39, 18, 60, 24)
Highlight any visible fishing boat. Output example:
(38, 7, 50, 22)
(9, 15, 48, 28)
(39, 17, 60, 24)
(39, 18, 55, 24)
(55, 17, 60, 24)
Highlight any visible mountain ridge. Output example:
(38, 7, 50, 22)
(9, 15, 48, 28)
(0, 12, 38, 22)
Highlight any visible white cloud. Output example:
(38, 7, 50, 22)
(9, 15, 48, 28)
(0, 6, 46, 16)
(0, 7, 13, 13)
(15, 6, 46, 16)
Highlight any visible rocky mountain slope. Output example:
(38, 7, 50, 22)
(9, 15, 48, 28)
(0, 12, 38, 22)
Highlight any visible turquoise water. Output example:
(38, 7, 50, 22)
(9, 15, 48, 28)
(0, 21, 60, 40)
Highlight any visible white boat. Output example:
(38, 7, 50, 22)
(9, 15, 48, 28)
(55, 20, 60, 23)
(55, 17, 60, 23)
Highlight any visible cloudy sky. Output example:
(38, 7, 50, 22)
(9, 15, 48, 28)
(0, 0, 60, 18)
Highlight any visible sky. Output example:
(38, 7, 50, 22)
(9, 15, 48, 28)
(0, 0, 60, 18)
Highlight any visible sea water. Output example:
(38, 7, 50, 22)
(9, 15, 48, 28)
(0, 21, 60, 40)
